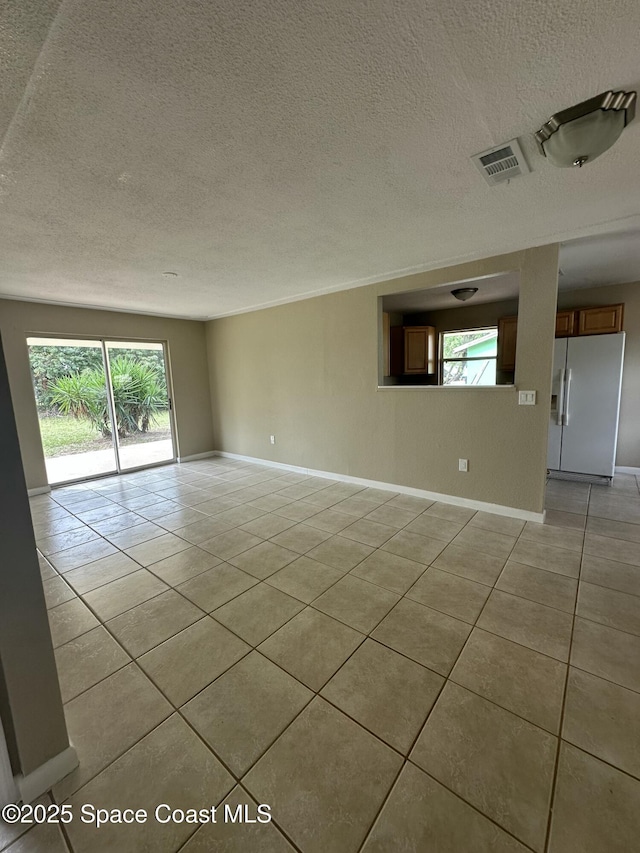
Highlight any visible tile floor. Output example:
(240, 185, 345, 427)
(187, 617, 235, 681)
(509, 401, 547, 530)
(3, 460, 640, 852)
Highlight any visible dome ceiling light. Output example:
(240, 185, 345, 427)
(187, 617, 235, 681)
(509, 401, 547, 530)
(451, 287, 478, 302)
(535, 90, 636, 168)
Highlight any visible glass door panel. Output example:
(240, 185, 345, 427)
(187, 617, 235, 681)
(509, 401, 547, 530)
(104, 341, 175, 471)
(27, 337, 118, 484)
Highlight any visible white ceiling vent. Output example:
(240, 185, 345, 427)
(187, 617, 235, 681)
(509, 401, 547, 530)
(472, 139, 530, 186)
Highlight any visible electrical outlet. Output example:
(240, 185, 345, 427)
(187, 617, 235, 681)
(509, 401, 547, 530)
(458, 458, 468, 472)
(269, 435, 276, 445)
(518, 390, 536, 406)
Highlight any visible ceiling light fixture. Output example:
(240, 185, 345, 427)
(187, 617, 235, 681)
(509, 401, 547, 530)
(451, 287, 478, 302)
(162, 271, 178, 277)
(535, 90, 636, 168)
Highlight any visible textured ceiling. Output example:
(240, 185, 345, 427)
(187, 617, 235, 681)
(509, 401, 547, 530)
(1, 0, 639, 320)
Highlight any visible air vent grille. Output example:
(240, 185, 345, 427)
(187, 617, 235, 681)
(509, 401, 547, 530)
(472, 139, 530, 186)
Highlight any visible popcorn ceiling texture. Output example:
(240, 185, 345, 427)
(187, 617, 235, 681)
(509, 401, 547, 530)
(0, 0, 639, 318)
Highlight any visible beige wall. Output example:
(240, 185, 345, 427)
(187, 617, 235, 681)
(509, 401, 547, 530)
(558, 282, 640, 467)
(207, 245, 559, 513)
(0, 299, 214, 490)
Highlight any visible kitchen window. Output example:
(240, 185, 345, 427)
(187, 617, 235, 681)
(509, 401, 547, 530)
(440, 327, 498, 386)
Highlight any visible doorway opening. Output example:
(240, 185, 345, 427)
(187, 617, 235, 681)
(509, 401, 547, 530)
(27, 337, 176, 485)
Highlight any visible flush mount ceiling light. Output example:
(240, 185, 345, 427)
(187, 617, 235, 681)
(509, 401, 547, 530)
(535, 90, 636, 168)
(162, 271, 178, 277)
(451, 287, 478, 302)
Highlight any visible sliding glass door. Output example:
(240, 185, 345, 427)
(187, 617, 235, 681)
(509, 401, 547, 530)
(27, 337, 175, 485)
(105, 341, 174, 471)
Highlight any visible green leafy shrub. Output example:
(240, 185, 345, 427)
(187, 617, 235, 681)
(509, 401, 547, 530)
(49, 357, 168, 438)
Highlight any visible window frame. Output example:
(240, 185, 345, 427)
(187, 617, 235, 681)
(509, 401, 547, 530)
(439, 326, 499, 387)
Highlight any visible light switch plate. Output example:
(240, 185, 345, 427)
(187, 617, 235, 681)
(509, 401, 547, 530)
(518, 391, 536, 405)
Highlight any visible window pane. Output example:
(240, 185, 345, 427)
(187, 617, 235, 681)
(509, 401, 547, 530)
(442, 358, 496, 386)
(442, 328, 498, 359)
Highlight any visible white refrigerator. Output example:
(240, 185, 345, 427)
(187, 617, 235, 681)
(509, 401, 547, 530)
(548, 333, 625, 479)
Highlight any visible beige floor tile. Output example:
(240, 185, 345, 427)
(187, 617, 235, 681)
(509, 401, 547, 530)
(244, 697, 402, 853)
(177, 563, 257, 611)
(521, 521, 584, 552)
(124, 532, 191, 566)
(54, 664, 172, 800)
(258, 608, 363, 690)
(469, 511, 525, 537)
(199, 528, 264, 560)
(145, 545, 221, 586)
(313, 575, 400, 633)
(372, 598, 471, 676)
(48, 597, 99, 648)
(577, 581, 640, 636)
(543, 509, 586, 531)
(510, 540, 581, 578)
(105, 521, 167, 550)
(266, 556, 343, 603)
(138, 617, 250, 706)
(48, 538, 118, 573)
(548, 743, 640, 853)
(405, 513, 464, 542)
(228, 541, 299, 579)
(510, 538, 581, 578)
(406, 566, 490, 624)
(213, 583, 304, 645)
(586, 515, 640, 543)
(588, 500, 640, 525)
(452, 525, 516, 559)
(544, 494, 588, 515)
(321, 639, 443, 752)
(0, 795, 54, 851)
(3, 821, 69, 853)
(478, 589, 573, 661)
(571, 617, 640, 693)
(351, 549, 426, 594)
(239, 513, 297, 539)
(33, 514, 84, 540)
(363, 504, 418, 529)
(332, 496, 380, 518)
(303, 508, 355, 534)
(270, 523, 332, 554)
(432, 543, 505, 586)
(381, 530, 446, 565)
(496, 561, 578, 613)
(248, 493, 295, 512)
(38, 526, 100, 557)
(152, 506, 209, 531)
(362, 762, 529, 853)
(37, 551, 56, 580)
(411, 681, 556, 851)
(65, 715, 234, 853)
(451, 628, 566, 733)
(88, 510, 148, 536)
(216, 504, 267, 527)
(306, 535, 374, 571)
(172, 515, 233, 545)
(584, 532, 640, 567)
(191, 496, 243, 516)
(42, 575, 76, 609)
(386, 494, 435, 512)
(581, 553, 640, 597)
(563, 667, 640, 779)
(54, 625, 130, 703)
(83, 569, 169, 621)
(106, 590, 203, 657)
(424, 502, 476, 524)
(181, 786, 295, 852)
(183, 651, 312, 775)
(63, 551, 141, 594)
(273, 502, 321, 522)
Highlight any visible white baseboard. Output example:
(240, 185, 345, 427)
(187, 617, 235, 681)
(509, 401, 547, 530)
(615, 466, 640, 475)
(177, 451, 217, 463)
(214, 451, 545, 522)
(15, 745, 78, 803)
(27, 486, 51, 497)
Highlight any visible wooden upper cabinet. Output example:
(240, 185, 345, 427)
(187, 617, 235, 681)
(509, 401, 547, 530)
(497, 316, 518, 371)
(555, 310, 576, 337)
(404, 326, 436, 374)
(577, 304, 624, 336)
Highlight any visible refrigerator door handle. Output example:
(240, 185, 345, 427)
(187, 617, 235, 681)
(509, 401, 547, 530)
(563, 368, 572, 426)
(556, 368, 566, 426)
